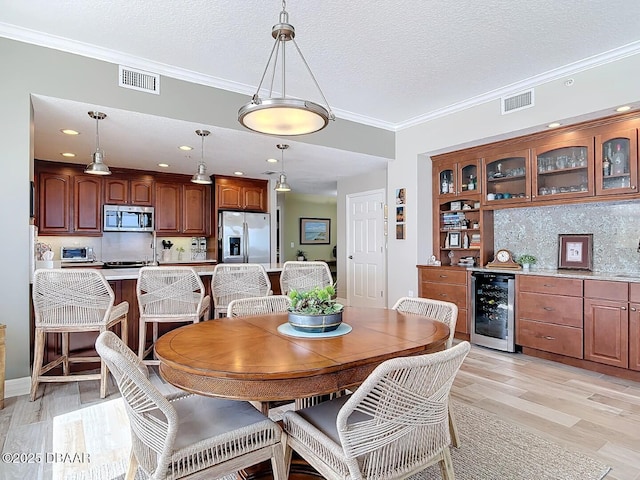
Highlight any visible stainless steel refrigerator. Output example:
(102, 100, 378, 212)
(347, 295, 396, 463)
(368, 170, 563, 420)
(219, 211, 271, 263)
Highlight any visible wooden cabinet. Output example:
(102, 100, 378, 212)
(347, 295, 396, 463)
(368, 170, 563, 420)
(105, 175, 154, 205)
(630, 283, 640, 371)
(36, 161, 102, 235)
(584, 280, 630, 369)
(531, 135, 594, 201)
(516, 275, 583, 359)
(215, 176, 268, 212)
(155, 180, 210, 236)
(595, 123, 638, 196)
(418, 266, 469, 337)
(435, 157, 481, 198)
(482, 147, 531, 206)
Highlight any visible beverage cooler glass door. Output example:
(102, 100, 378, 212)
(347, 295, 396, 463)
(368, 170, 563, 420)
(471, 272, 516, 352)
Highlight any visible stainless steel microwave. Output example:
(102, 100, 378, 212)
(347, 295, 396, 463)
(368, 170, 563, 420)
(103, 205, 154, 232)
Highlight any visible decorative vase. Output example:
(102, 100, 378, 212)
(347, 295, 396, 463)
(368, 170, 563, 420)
(522, 263, 530, 270)
(288, 311, 343, 333)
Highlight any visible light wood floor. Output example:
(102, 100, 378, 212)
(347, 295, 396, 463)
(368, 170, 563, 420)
(1, 344, 639, 479)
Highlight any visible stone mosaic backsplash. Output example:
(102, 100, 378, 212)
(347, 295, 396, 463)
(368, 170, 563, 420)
(493, 199, 640, 275)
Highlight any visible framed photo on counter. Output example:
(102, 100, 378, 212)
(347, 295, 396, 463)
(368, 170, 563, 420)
(558, 234, 593, 270)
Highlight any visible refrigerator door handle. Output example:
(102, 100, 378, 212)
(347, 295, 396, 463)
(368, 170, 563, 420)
(243, 222, 249, 263)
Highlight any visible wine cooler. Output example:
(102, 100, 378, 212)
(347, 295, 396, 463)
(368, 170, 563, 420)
(471, 272, 516, 352)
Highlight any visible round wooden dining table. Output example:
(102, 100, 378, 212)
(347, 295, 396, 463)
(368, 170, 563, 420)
(154, 306, 450, 403)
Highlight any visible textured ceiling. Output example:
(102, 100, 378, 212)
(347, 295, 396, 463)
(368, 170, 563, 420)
(2, 0, 640, 194)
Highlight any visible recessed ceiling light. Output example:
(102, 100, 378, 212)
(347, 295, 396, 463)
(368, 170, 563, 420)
(61, 129, 79, 135)
(158, 163, 170, 168)
(616, 105, 631, 112)
(547, 122, 561, 128)
(234, 171, 244, 176)
(179, 145, 193, 151)
(266, 158, 278, 163)
(61, 152, 76, 157)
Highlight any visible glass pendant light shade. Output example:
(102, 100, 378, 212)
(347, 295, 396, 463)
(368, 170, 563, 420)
(238, 2, 334, 136)
(191, 129, 212, 185)
(84, 111, 111, 175)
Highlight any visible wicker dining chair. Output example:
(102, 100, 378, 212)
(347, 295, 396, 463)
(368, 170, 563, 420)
(137, 267, 210, 365)
(282, 341, 471, 480)
(392, 296, 461, 447)
(279, 261, 333, 295)
(30, 268, 129, 401)
(226, 295, 292, 318)
(95, 331, 287, 480)
(210, 263, 271, 317)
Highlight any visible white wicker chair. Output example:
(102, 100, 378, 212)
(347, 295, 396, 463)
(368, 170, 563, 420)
(95, 331, 287, 480)
(279, 261, 333, 295)
(211, 264, 271, 317)
(137, 267, 210, 365)
(30, 268, 129, 401)
(282, 341, 471, 480)
(392, 296, 461, 447)
(226, 295, 291, 318)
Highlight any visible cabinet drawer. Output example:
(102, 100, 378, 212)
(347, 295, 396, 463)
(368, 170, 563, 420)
(420, 282, 467, 308)
(584, 280, 628, 301)
(518, 275, 582, 297)
(518, 292, 583, 328)
(631, 283, 640, 303)
(516, 319, 583, 359)
(419, 268, 467, 285)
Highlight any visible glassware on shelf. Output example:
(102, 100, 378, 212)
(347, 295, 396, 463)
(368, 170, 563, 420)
(612, 142, 626, 175)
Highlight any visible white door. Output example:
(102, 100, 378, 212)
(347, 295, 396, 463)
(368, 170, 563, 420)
(346, 189, 386, 308)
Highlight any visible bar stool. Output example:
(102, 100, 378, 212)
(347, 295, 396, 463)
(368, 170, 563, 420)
(30, 268, 129, 401)
(137, 266, 210, 365)
(210, 264, 271, 317)
(279, 261, 333, 295)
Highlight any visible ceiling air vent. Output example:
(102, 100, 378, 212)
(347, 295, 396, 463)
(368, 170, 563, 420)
(501, 89, 534, 114)
(118, 66, 160, 95)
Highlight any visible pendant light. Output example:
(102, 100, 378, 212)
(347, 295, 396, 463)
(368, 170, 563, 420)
(191, 129, 212, 185)
(274, 144, 291, 192)
(84, 111, 111, 175)
(238, 0, 334, 136)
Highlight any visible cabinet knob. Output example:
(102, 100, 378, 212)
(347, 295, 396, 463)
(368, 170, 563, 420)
(631, 307, 637, 311)
(621, 306, 627, 310)
(439, 275, 448, 278)
(541, 335, 555, 341)
(543, 306, 554, 311)
(439, 293, 448, 298)
(631, 185, 637, 190)
(543, 284, 554, 288)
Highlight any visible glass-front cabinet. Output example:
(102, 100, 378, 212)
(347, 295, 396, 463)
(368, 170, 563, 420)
(595, 126, 638, 196)
(482, 148, 531, 206)
(531, 136, 593, 201)
(436, 158, 480, 198)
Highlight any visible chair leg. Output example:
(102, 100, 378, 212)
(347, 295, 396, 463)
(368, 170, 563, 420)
(439, 447, 455, 480)
(138, 320, 147, 361)
(270, 441, 287, 480)
(449, 406, 461, 448)
(61, 332, 69, 375)
(125, 450, 138, 480)
(30, 329, 45, 401)
(120, 314, 128, 346)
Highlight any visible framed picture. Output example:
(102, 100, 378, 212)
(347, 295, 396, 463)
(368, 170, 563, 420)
(558, 234, 593, 270)
(396, 206, 404, 223)
(395, 188, 406, 205)
(448, 231, 461, 248)
(396, 223, 405, 240)
(300, 218, 331, 244)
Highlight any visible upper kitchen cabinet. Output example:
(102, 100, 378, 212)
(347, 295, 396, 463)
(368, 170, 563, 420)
(215, 176, 268, 212)
(595, 123, 638, 196)
(104, 175, 154, 205)
(435, 156, 480, 198)
(481, 147, 531, 207)
(531, 135, 593, 202)
(35, 161, 102, 235)
(155, 179, 210, 236)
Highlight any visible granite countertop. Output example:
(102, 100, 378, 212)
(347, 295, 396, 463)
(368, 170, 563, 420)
(101, 262, 284, 281)
(470, 266, 640, 283)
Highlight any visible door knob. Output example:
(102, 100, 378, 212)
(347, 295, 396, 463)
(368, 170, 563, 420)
(348, 255, 353, 259)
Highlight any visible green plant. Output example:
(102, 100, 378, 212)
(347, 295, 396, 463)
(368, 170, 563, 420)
(289, 285, 343, 315)
(176, 246, 185, 253)
(517, 254, 537, 265)
(296, 249, 306, 258)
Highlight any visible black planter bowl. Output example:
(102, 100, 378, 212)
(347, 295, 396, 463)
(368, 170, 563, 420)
(287, 311, 343, 333)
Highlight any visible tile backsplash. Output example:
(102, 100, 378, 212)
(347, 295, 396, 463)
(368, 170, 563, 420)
(494, 199, 640, 275)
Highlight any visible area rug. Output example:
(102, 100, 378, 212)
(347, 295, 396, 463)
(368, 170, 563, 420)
(67, 400, 611, 480)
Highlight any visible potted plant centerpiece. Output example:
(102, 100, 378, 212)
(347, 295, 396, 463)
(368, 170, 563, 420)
(288, 284, 344, 333)
(296, 249, 307, 261)
(517, 254, 537, 270)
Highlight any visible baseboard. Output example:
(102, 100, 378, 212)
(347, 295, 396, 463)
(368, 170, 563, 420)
(5, 376, 30, 398)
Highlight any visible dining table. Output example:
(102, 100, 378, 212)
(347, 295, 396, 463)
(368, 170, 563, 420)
(154, 306, 449, 479)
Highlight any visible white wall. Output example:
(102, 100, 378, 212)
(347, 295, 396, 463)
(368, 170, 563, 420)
(388, 53, 640, 307)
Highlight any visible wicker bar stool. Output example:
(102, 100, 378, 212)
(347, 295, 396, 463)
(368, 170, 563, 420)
(392, 296, 461, 447)
(30, 268, 129, 401)
(210, 263, 271, 317)
(279, 261, 333, 295)
(137, 266, 210, 365)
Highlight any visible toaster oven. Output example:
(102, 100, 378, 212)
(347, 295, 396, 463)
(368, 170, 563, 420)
(61, 246, 94, 262)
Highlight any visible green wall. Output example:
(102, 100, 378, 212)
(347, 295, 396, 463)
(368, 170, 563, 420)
(282, 193, 337, 262)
